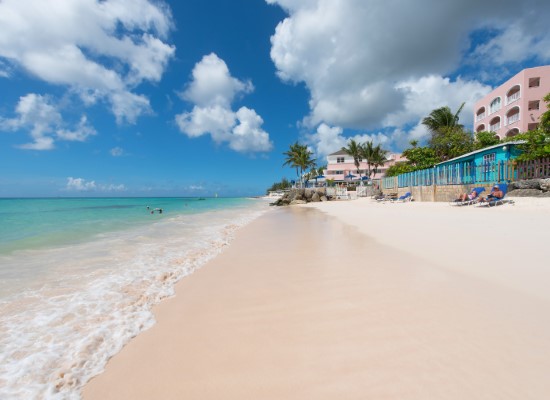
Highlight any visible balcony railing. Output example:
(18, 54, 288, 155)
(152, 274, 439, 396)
(476, 112, 486, 121)
(506, 113, 519, 125)
(505, 92, 520, 105)
(489, 122, 501, 131)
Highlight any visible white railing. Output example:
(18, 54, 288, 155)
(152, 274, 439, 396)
(476, 112, 486, 121)
(506, 91, 520, 105)
(490, 122, 500, 131)
(506, 113, 519, 125)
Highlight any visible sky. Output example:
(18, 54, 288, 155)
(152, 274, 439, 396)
(1, 0, 550, 197)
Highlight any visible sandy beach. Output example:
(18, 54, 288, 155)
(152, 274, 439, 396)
(84, 198, 550, 399)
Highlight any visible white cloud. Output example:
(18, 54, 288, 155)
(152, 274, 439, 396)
(0, 0, 175, 124)
(305, 123, 391, 159)
(66, 177, 97, 191)
(65, 177, 126, 192)
(175, 53, 273, 153)
(0, 93, 97, 150)
(56, 115, 97, 142)
(268, 0, 550, 141)
(110, 146, 125, 156)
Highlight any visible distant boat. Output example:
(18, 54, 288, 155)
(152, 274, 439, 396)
(198, 198, 206, 201)
(214, 193, 218, 198)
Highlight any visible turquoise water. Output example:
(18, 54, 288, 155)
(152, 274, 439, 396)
(0, 196, 268, 399)
(0, 197, 251, 254)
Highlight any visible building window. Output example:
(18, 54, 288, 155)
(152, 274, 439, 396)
(528, 123, 539, 131)
(489, 97, 501, 114)
(483, 153, 496, 173)
(529, 77, 540, 88)
(336, 157, 345, 163)
(528, 100, 540, 110)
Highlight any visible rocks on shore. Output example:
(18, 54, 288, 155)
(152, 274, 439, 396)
(270, 188, 330, 206)
(507, 178, 550, 197)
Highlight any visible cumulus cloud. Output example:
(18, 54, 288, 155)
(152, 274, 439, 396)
(268, 0, 550, 142)
(0, 94, 96, 150)
(305, 123, 391, 159)
(176, 53, 273, 153)
(0, 0, 175, 124)
(65, 177, 126, 192)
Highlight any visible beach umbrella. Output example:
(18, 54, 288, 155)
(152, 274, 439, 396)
(344, 173, 357, 180)
(315, 175, 325, 180)
(361, 176, 370, 181)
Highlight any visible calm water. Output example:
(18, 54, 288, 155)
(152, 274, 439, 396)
(0, 197, 269, 399)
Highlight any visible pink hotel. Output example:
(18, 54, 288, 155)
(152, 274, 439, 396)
(474, 65, 550, 138)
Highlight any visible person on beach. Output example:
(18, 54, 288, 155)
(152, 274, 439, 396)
(456, 188, 479, 202)
(480, 185, 504, 203)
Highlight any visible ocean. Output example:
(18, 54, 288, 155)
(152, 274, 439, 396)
(0, 197, 268, 399)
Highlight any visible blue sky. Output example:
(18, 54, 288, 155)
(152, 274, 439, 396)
(1, 0, 550, 197)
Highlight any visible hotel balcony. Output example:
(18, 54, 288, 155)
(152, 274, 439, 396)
(489, 116, 501, 132)
(505, 85, 520, 105)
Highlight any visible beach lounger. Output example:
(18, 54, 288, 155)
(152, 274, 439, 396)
(391, 192, 412, 202)
(477, 183, 515, 207)
(374, 193, 397, 202)
(449, 187, 485, 206)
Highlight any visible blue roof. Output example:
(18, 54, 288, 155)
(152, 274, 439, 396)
(437, 140, 525, 166)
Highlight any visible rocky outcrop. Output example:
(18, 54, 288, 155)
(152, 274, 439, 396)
(508, 178, 550, 197)
(270, 188, 331, 206)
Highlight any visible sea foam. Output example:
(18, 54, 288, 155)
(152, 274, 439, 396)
(0, 201, 268, 399)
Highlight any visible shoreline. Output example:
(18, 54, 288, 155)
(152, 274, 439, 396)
(84, 199, 550, 399)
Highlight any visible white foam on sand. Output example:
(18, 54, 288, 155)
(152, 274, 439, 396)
(0, 204, 268, 399)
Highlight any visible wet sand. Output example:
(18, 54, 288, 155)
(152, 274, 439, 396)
(84, 201, 550, 399)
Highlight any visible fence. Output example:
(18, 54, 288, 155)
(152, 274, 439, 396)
(516, 157, 550, 180)
(382, 158, 550, 189)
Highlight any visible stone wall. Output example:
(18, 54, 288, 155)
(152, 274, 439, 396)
(381, 178, 550, 202)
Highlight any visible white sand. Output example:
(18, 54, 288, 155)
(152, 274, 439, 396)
(84, 198, 550, 399)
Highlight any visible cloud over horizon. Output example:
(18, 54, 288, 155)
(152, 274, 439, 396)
(268, 0, 550, 150)
(175, 53, 273, 153)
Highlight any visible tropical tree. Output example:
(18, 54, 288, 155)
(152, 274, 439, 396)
(360, 140, 376, 178)
(282, 142, 316, 187)
(371, 145, 389, 177)
(422, 102, 465, 134)
(474, 131, 501, 150)
(429, 126, 474, 161)
(341, 139, 363, 178)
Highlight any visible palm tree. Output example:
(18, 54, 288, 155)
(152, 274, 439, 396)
(422, 102, 465, 134)
(282, 142, 316, 187)
(282, 142, 301, 182)
(371, 145, 389, 177)
(360, 141, 375, 178)
(341, 139, 363, 178)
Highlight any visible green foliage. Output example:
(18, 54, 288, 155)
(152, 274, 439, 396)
(384, 162, 414, 177)
(341, 139, 363, 177)
(540, 92, 550, 133)
(474, 131, 501, 150)
(266, 178, 292, 194)
(402, 144, 439, 170)
(513, 130, 550, 161)
(512, 92, 550, 161)
(282, 142, 316, 186)
(421, 103, 465, 134)
(428, 126, 474, 161)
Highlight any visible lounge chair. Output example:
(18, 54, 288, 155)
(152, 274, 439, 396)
(449, 187, 485, 206)
(391, 192, 412, 202)
(477, 183, 515, 207)
(374, 193, 397, 202)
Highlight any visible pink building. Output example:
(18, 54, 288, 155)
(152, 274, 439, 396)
(474, 65, 550, 139)
(325, 150, 405, 182)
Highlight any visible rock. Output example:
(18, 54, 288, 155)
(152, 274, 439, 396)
(304, 189, 314, 200)
(290, 199, 307, 205)
(507, 189, 543, 197)
(540, 191, 550, 197)
(311, 192, 321, 202)
(540, 178, 550, 192)
(320, 196, 328, 202)
(508, 179, 541, 190)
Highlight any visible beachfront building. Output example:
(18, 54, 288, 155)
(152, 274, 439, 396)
(325, 150, 406, 182)
(474, 65, 550, 139)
